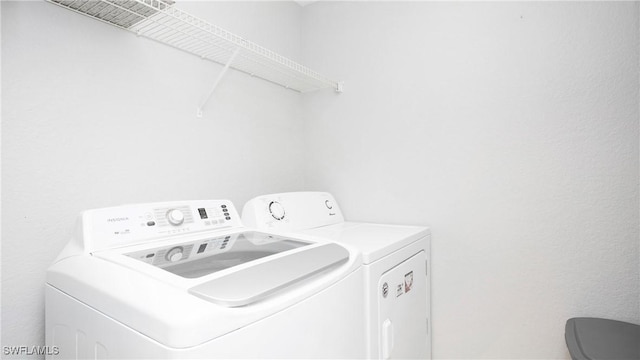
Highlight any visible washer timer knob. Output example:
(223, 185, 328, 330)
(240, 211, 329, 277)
(166, 209, 185, 226)
(166, 246, 184, 262)
(269, 201, 285, 221)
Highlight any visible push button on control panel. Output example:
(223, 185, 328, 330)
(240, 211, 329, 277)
(221, 204, 231, 220)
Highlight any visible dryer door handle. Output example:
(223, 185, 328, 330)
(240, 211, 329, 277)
(382, 318, 394, 359)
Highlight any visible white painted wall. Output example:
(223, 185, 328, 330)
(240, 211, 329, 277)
(1, 0, 305, 354)
(302, 2, 639, 359)
(3, 2, 639, 359)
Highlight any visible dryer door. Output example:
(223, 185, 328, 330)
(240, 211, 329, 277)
(377, 251, 428, 359)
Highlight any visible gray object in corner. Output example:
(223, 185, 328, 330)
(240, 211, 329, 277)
(565, 317, 640, 360)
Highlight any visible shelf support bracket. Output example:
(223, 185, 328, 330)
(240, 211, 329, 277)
(197, 47, 241, 118)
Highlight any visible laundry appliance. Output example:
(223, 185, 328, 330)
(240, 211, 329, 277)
(242, 192, 431, 360)
(46, 200, 365, 359)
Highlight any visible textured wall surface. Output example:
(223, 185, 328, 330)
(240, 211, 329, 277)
(2, 2, 639, 359)
(302, 2, 639, 359)
(1, 1, 305, 355)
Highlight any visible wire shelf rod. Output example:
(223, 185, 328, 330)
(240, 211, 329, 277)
(47, 0, 341, 93)
(232, 57, 324, 88)
(197, 47, 241, 117)
(144, 5, 319, 77)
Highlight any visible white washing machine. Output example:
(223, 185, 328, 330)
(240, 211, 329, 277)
(46, 199, 366, 359)
(243, 192, 431, 360)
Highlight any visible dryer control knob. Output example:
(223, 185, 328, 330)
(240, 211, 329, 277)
(269, 201, 285, 221)
(167, 209, 185, 226)
(166, 247, 184, 262)
(325, 200, 334, 209)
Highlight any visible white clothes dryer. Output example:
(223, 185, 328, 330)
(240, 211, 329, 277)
(46, 200, 366, 359)
(243, 192, 431, 360)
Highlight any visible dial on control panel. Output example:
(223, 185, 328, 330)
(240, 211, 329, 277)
(165, 246, 184, 262)
(269, 201, 285, 221)
(166, 209, 185, 226)
(325, 200, 333, 209)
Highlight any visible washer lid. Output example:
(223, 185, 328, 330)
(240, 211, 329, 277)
(300, 222, 429, 264)
(189, 242, 349, 307)
(124, 231, 311, 279)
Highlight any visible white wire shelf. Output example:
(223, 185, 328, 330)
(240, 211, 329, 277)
(47, 0, 342, 94)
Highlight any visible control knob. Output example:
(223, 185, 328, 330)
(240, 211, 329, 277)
(269, 201, 285, 221)
(166, 209, 185, 226)
(325, 200, 334, 209)
(166, 246, 184, 262)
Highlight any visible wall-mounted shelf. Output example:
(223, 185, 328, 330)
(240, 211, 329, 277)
(47, 0, 342, 112)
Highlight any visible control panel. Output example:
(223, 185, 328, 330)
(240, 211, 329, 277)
(84, 200, 242, 252)
(242, 192, 344, 232)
